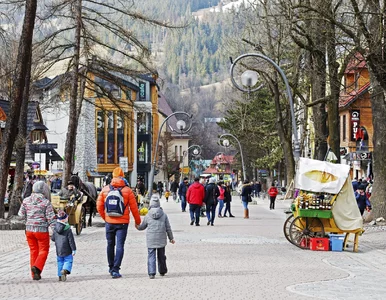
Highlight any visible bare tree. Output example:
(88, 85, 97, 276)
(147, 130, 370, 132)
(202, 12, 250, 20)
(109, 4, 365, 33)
(0, 0, 37, 219)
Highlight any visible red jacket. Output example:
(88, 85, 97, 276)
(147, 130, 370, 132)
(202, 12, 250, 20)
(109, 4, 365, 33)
(97, 168, 141, 225)
(186, 182, 205, 206)
(268, 186, 278, 197)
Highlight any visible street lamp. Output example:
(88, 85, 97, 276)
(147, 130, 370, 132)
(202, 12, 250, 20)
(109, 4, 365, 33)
(147, 111, 192, 198)
(229, 53, 300, 159)
(219, 133, 246, 181)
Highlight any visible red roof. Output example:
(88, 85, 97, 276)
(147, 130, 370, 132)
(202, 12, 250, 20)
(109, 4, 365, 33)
(339, 82, 370, 108)
(345, 53, 367, 74)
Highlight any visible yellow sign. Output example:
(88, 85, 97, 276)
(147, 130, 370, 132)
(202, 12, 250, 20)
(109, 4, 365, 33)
(182, 167, 190, 174)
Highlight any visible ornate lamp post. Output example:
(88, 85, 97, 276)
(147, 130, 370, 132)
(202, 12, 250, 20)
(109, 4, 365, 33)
(229, 53, 300, 159)
(219, 133, 246, 181)
(148, 112, 192, 198)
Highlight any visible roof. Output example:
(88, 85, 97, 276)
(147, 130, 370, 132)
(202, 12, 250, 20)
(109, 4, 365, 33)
(339, 82, 370, 108)
(345, 53, 367, 74)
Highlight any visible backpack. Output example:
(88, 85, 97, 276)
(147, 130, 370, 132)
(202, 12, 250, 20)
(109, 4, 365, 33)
(105, 185, 126, 217)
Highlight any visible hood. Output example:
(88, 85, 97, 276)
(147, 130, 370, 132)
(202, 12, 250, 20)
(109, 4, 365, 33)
(54, 221, 70, 234)
(149, 207, 164, 220)
(113, 167, 124, 178)
(191, 182, 203, 189)
(29, 193, 45, 205)
(110, 177, 125, 188)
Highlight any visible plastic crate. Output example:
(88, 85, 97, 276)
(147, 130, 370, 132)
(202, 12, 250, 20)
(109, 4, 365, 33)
(298, 209, 333, 219)
(329, 234, 345, 252)
(310, 237, 330, 251)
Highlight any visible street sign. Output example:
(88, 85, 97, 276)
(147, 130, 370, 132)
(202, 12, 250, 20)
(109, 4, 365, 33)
(119, 157, 128, 172)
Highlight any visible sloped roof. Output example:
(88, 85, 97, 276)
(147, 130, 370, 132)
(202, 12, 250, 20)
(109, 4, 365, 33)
(339, 82, 370, 108)
(345, 52, 367, 74)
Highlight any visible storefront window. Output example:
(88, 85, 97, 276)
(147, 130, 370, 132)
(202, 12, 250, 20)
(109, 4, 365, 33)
(96, 110, 127, 165)
(137, 112, 151, 134)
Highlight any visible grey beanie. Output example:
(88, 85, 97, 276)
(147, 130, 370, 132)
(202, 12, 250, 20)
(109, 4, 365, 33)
(32, 181, 45, 194)
(150, 195, 160, 208)
(209, 177, 216, 184)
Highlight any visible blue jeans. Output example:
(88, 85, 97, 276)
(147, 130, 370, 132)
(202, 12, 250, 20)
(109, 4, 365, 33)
(218, 199, 224, 216)
(206, 201, 218, 224)
(180, 195, 187, 211)
(189, 204, 201, 225)
(57, 254, 73, 276)
(105, 223, 128, 273)
(148, 247, 167, 276)
(242, 200, 248, 209)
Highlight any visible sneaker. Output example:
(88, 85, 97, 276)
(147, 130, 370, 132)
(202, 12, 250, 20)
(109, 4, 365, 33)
(230, 215, 235, 218)
(111, 272, 122, 279)
(207, 221, 210, 226)
(160, 273, 165, 276)
(223, 215, 228, 217)
(211, 223, 214, 226)
(149, 274, 155, 279)
(190, 220, 194, 226)
(60, 269, 67, 282)
(31, 266, 41, 281)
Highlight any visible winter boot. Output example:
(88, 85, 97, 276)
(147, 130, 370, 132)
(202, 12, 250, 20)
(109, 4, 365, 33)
(244, 209, 249, 219)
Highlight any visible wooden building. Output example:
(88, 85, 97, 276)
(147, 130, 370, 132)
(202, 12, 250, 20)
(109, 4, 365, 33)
(339, 53, 373, 180)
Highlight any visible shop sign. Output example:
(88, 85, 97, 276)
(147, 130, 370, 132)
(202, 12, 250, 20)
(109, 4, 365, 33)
(351, 110, 360, 141)
(139, 81, 146, 100)
(349, 152, 372, 161)
(119, 157, 128, 172)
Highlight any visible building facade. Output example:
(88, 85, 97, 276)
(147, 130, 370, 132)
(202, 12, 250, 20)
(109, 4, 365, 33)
(339, 53, 373, 180)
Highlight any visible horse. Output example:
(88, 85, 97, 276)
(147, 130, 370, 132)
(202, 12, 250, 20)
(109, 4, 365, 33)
(70, 173, 98, 227)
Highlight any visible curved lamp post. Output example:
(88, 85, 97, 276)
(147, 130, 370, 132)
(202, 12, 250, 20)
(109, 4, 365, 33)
(219, 133, 246, 181)
(229, 53, 300, 159)
(148, 111, 192, 198)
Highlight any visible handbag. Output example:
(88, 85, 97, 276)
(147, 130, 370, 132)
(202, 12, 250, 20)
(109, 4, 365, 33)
(247, 194, 253, 202)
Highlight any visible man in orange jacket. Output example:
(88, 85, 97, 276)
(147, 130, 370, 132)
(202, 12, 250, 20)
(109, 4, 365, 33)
(97, 167, 141, 279)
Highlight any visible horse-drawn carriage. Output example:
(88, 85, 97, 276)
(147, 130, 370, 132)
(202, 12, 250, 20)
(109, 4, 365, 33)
(284, 158, 364, 252)
(51, 193, 87, 235)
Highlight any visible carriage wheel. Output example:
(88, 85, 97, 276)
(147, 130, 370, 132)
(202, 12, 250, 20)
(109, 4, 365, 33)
(283, 214, 296, 245)
(76, 207, 86, 235)
(289, 216, 324, 249)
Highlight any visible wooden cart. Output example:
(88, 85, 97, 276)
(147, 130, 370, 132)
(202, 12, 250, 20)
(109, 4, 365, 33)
(51, 193, 87, 235)
(283, 158, 364, 252)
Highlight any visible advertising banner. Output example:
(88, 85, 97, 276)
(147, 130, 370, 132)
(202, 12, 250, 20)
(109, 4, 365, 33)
(295, 158, 350, 194)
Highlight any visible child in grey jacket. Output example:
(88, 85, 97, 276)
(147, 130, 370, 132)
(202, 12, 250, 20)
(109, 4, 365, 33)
(136, 195, 175, 279)
(51, 211, 76, 281)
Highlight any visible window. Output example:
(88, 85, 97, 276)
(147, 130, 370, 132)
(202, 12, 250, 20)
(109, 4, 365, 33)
(342, 115, 346, 141)
(137, 141, 149, 163)
(137, 112, 151, 134)
(96, 110, 127, 164)
(95, 77, 121, 99)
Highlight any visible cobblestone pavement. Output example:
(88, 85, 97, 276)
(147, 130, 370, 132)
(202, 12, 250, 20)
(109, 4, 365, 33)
(0, 196, 385, 300)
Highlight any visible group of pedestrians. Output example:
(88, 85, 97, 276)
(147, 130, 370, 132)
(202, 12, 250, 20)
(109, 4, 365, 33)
(185, 177, 235, 226)
(18, 167, 175, 281)
(352, 177, 373, 216)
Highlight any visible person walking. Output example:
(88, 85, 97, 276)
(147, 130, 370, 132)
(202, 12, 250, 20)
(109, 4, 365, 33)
(268, 182, 279, 210)
(18, 181, 56, 280)
(241, 180, 252, 219)
(97, 167, 141, 279)
(256, 181, 262, 198)
(157, 181, 164, 198)
(170, 180, 178, 201)
(178, 177, 189, 212)
(164, 190, 170, 202)
(217, 181, 225, 218)
(186, 177, 206, 226)
(355, 184, 372, 215)
(137, 195, 175, 279)
(223, 181, 235, 217)
(205, 177, 220, 226)
(51, 211, 77, 282)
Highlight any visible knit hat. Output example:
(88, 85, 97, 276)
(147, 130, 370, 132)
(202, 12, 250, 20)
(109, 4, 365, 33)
(209, 177, 216, 184)
(32, 181, 45, 194)
(57, 210, 68, 220)
(113, 167, 124, 178)
(150, 195, 160, 208)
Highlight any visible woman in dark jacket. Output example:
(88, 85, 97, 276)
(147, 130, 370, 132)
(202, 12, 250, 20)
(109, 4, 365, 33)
(241, 180, 252, 219)
(204, 177, 220, 226)
(223, 182, 234, 217)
